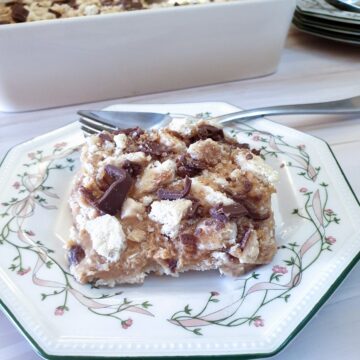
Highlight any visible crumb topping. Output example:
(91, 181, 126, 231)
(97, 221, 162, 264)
(0, 0, 229, 25)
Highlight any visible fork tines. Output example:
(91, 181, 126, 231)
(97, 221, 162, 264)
(79, 113, 117, 135)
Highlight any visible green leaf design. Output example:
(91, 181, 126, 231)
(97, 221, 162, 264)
(283, 258, 295, 266)
(184, 304, 192, 315)
(142, 301, 152, 309)
(288, 242, 299, 248)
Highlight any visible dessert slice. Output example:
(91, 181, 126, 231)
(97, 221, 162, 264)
(67, 116, 278, 286)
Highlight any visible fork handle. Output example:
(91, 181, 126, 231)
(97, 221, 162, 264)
(216, 96, 360, 123)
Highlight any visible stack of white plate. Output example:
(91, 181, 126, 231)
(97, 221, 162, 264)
(294, 0, 360, 45)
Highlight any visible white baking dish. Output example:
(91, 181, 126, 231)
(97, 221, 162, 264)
(0, 0, 295, 112)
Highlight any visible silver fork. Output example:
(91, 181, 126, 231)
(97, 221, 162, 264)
(78, 95, 360, 135)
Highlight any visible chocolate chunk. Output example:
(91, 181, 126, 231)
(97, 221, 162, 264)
(157, 176, 191, 200)
(197, 124, 224, 141)
(201, 218, 225, 230)
(224, 138, 255, 151)
(225, 138, 260, 155)
(11, 3, 29, 23)
(176, 155, 206, 178)
(102, 164, 123, 186)
(95, 169, 133, 215)
(138, 140, 168, 158)
(210, 203, 248, 222)
(52, 0, 77, 7)
(49, 8, 61, 18)
(237, 227, 252, 250)
(228, 182, 253, 199)
(105, 163, 141, 183)
(186, 199, 203, 219)
(167, 259, 177, 273)
(251, 148, 261, 156)
(122, 160, 142, 178)
(68, 245, 85, 266)
(113, 126, 144, 139)
(5, 1, 17, 6)
(209, 206, 228, 222)
(104, 164, 125, 181)
(233, 142, 250, 150)
(246, 153, 253, 160)
(248, 210, 270, 221)
(179, 233, 198, 253)
(204, 218, 217, 227)
(180, 233, 197, 245)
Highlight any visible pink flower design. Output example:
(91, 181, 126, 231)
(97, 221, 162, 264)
(27, 152, 36, 160)
(325, 236, 336, 245)
(12, 181, 21, 189)
(54, 142, 67, 149)
(25, 230, 35, 236)
(297, 144, 306, 150)
(272, 265, 288, 274)
(17, 267, 31, 276)
(252, 135, 261, 141)
(211, 291, 219, 297)
(253, 318, 264, 327)
(54, 306, 65, 316)
(325, 209, 333, 215)
(299, 187, 308, 193)
(121, 318, 133, 329)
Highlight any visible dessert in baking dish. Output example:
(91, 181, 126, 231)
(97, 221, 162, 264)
(67, 116, 278, 286)
(0, 0, 226, 25)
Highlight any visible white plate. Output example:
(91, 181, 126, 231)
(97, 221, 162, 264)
(0, 102, 359, 359)
(293, 14, 360, 44)
(297, 0, 360, 23)
(294, 10, 360, 35)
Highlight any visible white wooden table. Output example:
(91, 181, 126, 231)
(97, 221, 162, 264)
(1, 27, 360, 360)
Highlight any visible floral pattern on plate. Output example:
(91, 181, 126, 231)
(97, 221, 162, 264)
(169, 123, 340, 335)
(0, 142, 154, 329)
